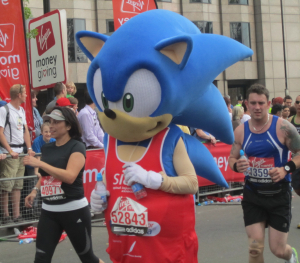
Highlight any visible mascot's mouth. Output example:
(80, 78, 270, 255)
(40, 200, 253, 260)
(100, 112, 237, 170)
(147, 121, 162, 132)
(99, 110, 173, 142)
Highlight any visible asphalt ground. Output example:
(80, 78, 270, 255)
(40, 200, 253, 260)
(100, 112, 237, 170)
(1, 192, 300, 263)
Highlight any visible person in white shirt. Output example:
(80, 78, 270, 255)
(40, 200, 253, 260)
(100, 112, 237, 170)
(0, 84, 35, 224)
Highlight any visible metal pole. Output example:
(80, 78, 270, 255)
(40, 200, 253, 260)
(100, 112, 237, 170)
(43, 0, 54, 102)
(280, 0, 288, 96)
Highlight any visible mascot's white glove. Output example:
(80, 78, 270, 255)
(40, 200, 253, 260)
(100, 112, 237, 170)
(90, 189, 110, 212)
(123, 162, 163, 190)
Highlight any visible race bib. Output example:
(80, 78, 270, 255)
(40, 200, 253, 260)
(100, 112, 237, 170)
(40, 176, 65, 200)
(248, 157, 275, 183)
(111, 197, 148, 236)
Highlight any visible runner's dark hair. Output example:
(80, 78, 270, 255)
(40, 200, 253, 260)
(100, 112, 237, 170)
(246, 83, 269, 101)
(52, 106, 82, 142)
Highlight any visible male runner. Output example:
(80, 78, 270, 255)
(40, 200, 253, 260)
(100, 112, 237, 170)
(229, 84, 300, 263)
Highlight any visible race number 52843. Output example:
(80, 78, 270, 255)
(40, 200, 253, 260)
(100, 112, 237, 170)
(111, 211, 147, 227)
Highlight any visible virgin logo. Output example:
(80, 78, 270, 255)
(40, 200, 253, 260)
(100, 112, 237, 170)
(121, 0, 147, 14)
(35, 21, 55, 56)
(0, 24, 15, 52)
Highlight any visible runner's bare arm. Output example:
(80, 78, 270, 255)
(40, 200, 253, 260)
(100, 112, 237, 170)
(229, 125, 248, 172)
(280, 119, 300, 168)
(159, 138, 198, 194)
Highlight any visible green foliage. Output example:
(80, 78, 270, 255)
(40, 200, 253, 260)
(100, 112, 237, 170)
(23, 0, 38, 39)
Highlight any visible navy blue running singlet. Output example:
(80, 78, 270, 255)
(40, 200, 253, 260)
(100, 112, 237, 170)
(242, 115, 290, 185)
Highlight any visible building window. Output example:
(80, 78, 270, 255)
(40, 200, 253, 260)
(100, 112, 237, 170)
(229, 0, 248, 4)
(106, 19, 115, 34)
(157, 0, 172, 2)
(230, 22, 251, 60)
(67, 19, 88, 63)
(190, 0, 211, 3)
(192, 21, 213, 33)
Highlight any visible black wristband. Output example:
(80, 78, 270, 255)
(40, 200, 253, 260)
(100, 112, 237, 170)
(284, 160, 297, 174)
(233, 162, 239, 173)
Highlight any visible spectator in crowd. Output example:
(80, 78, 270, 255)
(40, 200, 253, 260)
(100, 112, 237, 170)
(236, 94, 243, 107)
(177, 125, 190, 134)
(31, 90, 43, 137)
(284, 95, 293, 108)
(44, 82, 66, 114)
(78, 91, 104, 149)
(68, 97, 79, 116)
(32, 122, 56, 176)
(24, 107, 103, 263)
(0, 84, 35, 224)
(190, 127, 217, 146)
(224, 96, 232, 119)
(269, 96, 284, 113)
(66, 82, 77, 98)
(56, 97, 75, 111)
(232, 106, 244, 131)
(289, 106, 297, 117)
(282, 106, 290, 120)
(271, 103, 283, 117)
(288, 95, 300, 135)
(224, 94, 233, 109)
(0, 148, 6, 160)
(241, 101, 251, 124)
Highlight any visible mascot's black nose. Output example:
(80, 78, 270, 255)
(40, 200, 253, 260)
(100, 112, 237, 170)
(104, 109, 116, 120)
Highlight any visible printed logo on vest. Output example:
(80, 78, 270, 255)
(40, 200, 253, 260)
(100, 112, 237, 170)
(35, 21, 55, 56)
(123, 241, 142, 258)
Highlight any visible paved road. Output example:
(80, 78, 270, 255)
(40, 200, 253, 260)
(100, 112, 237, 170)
(2, 193, 300, 263)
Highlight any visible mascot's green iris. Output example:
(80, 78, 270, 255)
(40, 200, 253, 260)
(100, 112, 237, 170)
(101, 92, 109, 109)
(123, 93, 134, 112)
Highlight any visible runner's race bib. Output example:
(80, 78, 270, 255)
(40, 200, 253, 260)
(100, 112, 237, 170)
(248, 157, 275, 183)
(111, 197, 148, 236)
(40, 176, 65, 201)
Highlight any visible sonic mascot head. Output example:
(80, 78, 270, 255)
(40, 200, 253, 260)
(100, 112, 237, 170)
(77, 9, 252, 263)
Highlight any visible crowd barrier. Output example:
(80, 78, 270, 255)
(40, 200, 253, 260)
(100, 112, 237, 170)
(0, 141, 242, 229)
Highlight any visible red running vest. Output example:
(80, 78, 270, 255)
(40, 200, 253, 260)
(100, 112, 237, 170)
(105, 128, 198, 263)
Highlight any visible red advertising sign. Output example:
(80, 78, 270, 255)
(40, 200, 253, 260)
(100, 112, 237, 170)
(0, 0, 34, 132)
(29, 9, 67, 90)
(82, 144, 244, 202)
(83, 149, 106, 202)
(112, 0, 157, 30)
(198, 142, 245, 187)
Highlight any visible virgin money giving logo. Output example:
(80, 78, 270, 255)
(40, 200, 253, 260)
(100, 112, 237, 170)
(121, 0, 148, 14)
(35, 21, 55, 56)
(0, 24, 15, 52)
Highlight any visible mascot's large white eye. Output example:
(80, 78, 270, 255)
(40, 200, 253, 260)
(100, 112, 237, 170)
(93, 68, 107, 111)
(114, 69, 161, 117)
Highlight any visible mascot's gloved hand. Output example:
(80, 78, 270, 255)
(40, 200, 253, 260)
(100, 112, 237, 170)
(90, 189, 110, 212)
(123, 162, 163, 190)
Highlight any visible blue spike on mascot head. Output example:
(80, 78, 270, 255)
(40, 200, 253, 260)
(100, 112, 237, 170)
(76, 9, 253, 187)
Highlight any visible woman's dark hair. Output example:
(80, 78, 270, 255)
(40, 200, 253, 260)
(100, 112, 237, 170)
(242, 101, 248, 113)
(271, 104, 283, 115)
(223, 96, 231, 106)
(84, 90, 94, 105)
(52, 106, 82, 142)
(289, 106, 296, 117)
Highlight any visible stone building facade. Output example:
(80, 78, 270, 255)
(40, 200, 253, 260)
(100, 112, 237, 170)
(27, 0, 300, 106)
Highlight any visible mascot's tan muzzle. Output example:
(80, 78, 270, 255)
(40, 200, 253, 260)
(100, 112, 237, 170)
(99, 109, 172, 142)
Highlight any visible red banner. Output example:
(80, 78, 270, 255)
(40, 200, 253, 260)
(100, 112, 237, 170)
(83, 149, 106, 202)
(0, 0, 34, 131)
(198, 142, 244, 187)
(82, 144, 244, 201)
(112, 0, 157, 31)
